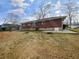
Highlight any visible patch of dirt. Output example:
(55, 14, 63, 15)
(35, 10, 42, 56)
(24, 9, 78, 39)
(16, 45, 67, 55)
(0, 32, 11, 40)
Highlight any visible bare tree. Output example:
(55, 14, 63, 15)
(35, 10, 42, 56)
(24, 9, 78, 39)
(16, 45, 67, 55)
(34, 0, 52, 19)
(4, 13, 19, 24)
(63, 0, 79, 28)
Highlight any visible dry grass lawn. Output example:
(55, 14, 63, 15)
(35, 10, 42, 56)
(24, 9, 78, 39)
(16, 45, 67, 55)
(0, 31, 79, 59)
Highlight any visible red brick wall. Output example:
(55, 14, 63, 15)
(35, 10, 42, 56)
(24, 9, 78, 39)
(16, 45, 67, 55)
(22, 18, 63, 29)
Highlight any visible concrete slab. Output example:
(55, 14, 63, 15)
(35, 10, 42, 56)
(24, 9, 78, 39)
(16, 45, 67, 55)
(43, 30, 77, 33)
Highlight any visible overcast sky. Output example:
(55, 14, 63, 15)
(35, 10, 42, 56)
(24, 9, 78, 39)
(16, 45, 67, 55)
(0, 0, 79, 24)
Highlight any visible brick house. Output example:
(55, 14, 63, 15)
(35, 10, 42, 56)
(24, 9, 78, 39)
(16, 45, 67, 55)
(21, 16, 66, 31)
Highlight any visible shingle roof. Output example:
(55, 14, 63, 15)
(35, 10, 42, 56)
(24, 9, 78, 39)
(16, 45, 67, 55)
(36, 16, 66, 22)
(22, 16, 66, 24)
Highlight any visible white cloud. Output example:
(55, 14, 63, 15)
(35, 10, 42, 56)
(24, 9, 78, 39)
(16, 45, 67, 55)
(11, 0, 30, 8)
(30, 0, 34, 3)
(10, 0, 34, 14)
(43, 1, 53, 10)
(11, 0, 24, 3)
(55, 10, 61, 14)
(55, 0, 61, 10)
(5, 8, 26, 15)
(10, 0, 32, 18)
(54, 0, 62, 16)
(44, 1, 52, 6)
(12, 8, 25, 14)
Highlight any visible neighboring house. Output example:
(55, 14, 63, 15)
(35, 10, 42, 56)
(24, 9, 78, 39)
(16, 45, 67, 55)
(0, 24, 20, 31)
(21, 16, 66, 31)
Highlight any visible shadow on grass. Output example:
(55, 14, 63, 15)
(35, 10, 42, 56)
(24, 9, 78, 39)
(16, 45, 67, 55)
(19, 30, 43, 34)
